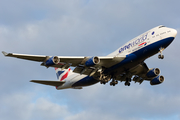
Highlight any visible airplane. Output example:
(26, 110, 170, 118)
(2, 25, 177, 90)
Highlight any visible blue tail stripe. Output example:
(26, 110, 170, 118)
(56, 71, 64, 79)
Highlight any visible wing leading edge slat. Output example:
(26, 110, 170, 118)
(2, 51, 46, 62)
(2, 51, 126, 75)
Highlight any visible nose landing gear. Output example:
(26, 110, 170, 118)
(158, 47, 165, 59)
(158, 54, 164, 59)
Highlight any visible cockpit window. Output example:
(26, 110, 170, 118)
(159, 25, 165, 28)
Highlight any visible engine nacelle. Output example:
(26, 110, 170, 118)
(44, 56, 59, 66)
(146, 68, 160, 78)
(150, 75, 164, 85)
(85, 56, 100, 67)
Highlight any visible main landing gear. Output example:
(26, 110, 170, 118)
(110, 79, 118, 86)
(99, 73, 132, 86)
(158, 47, 165, 59)
(124, 78, 131, 86)
(99, 74, 111, 85)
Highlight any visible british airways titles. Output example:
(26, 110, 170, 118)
(119, 33, 149, 53)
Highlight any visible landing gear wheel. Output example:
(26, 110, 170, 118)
(110, 80, 118, 86)
(100, 81, 106, 85)
(110, 82, 115, 86)
(161, 55, 164, 59)
(158, 54, 164, 59)
(158, 54, 161, 59)
(158, 47, 165, 59)
(110, 82, 113, 86)
(124, 82, 127, 86)
(125, 81, 130, 86)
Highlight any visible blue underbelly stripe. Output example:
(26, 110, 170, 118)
(71, 37, 174, 87)
(103, 37, 174, 74)
(72, 76, 99, 87)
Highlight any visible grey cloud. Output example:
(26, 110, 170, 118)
(0, 93, 70, 120)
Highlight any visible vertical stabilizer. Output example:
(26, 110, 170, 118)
(55, 68, 72, 81)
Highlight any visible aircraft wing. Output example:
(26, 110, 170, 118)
(30, 80, 65, 86)
(2, 51, 126, 70)
(115, 62, 157, 84)
(2, 51, 47, 61)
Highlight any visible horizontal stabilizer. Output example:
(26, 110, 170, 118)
(30, 80, 65, 86)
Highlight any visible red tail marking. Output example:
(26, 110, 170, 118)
(60, 69, 71, 81)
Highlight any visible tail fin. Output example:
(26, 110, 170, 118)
(55, 68, 72, 81)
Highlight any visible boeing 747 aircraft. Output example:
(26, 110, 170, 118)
(2, 25, 177, 90)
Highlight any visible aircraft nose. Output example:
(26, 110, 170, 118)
(171, 28, 177, 38)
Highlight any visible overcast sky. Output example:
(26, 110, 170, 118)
(0, 0, 180, 120)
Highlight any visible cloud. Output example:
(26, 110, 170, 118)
(1, 85, 180, 120)
(0, 92, 70, 120)
(32, 98, 69, 120)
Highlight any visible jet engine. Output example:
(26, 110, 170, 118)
(85, 56, 100, 67)
(44, 56, 59, 66)
(146, 68, 160, 78)
(150, 75, 164, 85)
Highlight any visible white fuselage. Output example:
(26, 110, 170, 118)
(57, 25, 177, 90)
(108, 26, 177, 57)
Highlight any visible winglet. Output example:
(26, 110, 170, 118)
(2, 51, 8, 56)
(2, 51, 13, 56)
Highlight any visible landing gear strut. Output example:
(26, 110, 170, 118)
(99, 74, 111, 85)
(158, 47, 164, 59)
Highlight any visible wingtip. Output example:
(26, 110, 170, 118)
(2, 51, 13, 56)
(2, 51, 8, 56)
